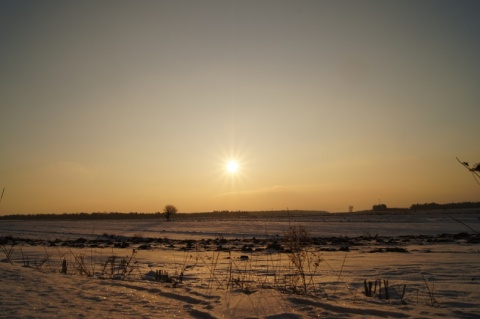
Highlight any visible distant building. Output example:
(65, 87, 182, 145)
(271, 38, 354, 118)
(372, 204, 387, 211)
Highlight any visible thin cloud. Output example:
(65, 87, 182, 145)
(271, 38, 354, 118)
(216, 185, 292, 198)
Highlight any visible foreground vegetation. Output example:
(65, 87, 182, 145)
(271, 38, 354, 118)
(3, 225, 477, 305)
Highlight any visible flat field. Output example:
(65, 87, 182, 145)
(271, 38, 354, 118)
(1, 210, 479, 318)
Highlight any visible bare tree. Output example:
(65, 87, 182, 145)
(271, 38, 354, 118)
(456, 157, 480, 185)
(163, 204, 178, 221)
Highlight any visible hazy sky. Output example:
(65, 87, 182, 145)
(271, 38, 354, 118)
(1, 0, 479, 214)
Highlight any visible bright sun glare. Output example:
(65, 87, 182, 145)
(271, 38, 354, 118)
(226, 160, 239, 174)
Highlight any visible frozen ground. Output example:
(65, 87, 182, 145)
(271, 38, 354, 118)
(1, 210, 479, 318)
(1, 210, 479, 240)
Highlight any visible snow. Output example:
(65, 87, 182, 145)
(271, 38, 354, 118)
(1, 210, 479, 318)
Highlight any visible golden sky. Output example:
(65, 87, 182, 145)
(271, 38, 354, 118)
(1, 1, 479, 214)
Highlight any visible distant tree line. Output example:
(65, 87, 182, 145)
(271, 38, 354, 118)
(1, 203, 478, 220)
(0, 209, 329, 220)
(410, 202, 480, 211)
(0, 212, 164, 221)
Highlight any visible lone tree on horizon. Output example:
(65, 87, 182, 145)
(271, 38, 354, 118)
(163, 204, 178, 221)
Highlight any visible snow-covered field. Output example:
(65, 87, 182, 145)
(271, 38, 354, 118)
(1, 210, 479, 318)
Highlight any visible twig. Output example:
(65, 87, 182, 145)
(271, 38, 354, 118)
(456, 157, 480, 185)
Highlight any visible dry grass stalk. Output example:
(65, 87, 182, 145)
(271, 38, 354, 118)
(99, 249, 140, 280)
(283, 225, 322, 295)
(419, 270, 439, 307)
(0, 244, 15, 264)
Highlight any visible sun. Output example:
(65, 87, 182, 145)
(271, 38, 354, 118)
(226, 160, 239, 174)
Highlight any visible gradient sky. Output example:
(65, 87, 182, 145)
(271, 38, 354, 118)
(1, 0, 479, 214)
